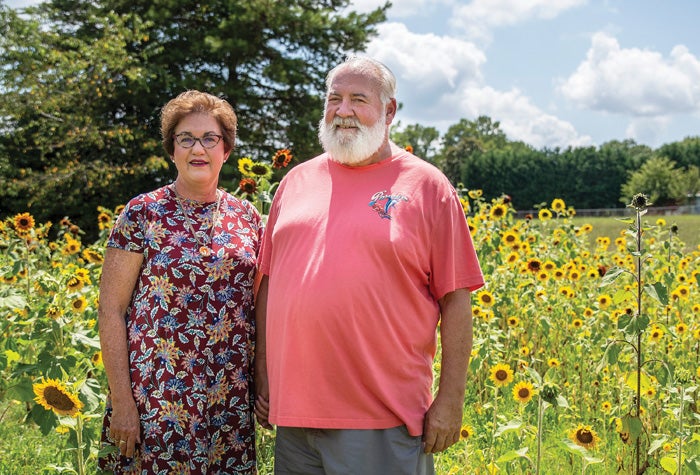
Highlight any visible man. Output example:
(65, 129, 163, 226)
(255, 55, 484, 474)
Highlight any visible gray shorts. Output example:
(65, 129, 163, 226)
(274, 426, 435, 475)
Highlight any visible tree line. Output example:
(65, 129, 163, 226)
(1, 1, 698, 241)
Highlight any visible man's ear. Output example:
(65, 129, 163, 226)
(385, 98, 398, 124)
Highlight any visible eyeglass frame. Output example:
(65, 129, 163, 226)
(173, 132, 224, 149)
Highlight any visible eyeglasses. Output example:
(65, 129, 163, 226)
(173, 133, 223, 149)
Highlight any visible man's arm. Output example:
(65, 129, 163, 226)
(422, 288, 473, 453)
(254, 274, 272, 429)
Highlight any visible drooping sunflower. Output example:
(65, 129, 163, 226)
(237, 157, 255, 176)
(569, 424, 600, 450)
(66, 276, 84, 293)
(476, 289, 495, 307)
(13, 212, 35, 233)
(512, 381, 535, 404)
(272, 148, 293, 169)
(82, 249, 104, 264)
(33, 378, 84, 416)
(489, 363, 514, 387)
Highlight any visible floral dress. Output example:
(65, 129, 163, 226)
(99, 185, 262, 475)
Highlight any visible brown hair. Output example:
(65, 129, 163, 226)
(160, 90, 237, 155)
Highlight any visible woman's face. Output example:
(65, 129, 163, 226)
(171, 113, 230, 189)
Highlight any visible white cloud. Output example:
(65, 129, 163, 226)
(440, 86, 591, 148)
(364, 23, 590, 147)
(450, 0, 587, 41)
(366, 22, 485, 93)
(625, 117, 671, 146)
(558, 32, 700, 116)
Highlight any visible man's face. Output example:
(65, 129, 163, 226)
(318, 70, 391, 166)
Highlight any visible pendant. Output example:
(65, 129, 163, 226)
(199, 246, 211, 257)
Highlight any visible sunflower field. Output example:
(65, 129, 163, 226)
(1, 187, 699, 473)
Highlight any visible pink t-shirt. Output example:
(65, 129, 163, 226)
(259, 150, 484, 436)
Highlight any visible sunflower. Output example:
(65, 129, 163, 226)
(547, 358, 561, 368)
(672, 285, 690, 300)
(538, 209, 552, 221)
(597, 294, 612, 309)
(97, 212, 112, 230)
(46, 305, 63, 320)
(551, 198, 566, 213)
(13, 212, 35, 233)
(459, 424, 473, 440)
(489, 363, 514, 387)
(239, 178, 257, 195)
(63, 238, 81, 255)
(571, 318, 583, 329)
(676, 322, 688, 335)
(490, 204, 508, 220)
(512, 381, 535, 404)
(569, 424, 600, 449)
(519, 346, 530, 356)
(70, 296, 87, 313)
(237, 157, 255, 176)
(476, 289, 495, 307)
(507, 316, 519, 327)
(501, 230, 520, 247)
(537, 271, 549, 282)
(33, 378, 84, 416)
(92, 351, 103, 366)
(506, 251, 520, 264)
(459, 197, 470, 213)
(601, 401, 612, 413)
(272, 148, 293, 169)
(82, 249, 104, 264)
(526, 258, 542, 273)
(250, 162, 273, 179)
(66, 276, 84, 293)
(467, 189, 483, 199)
(648, 326, 664, 343)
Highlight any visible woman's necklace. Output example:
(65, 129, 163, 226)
(172, 184, 221, 257)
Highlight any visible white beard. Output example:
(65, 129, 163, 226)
(318, 115, 387, 165)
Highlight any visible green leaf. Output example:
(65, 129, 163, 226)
(660, 456, 678, 474)
(6, 377, 35, 402)
(560, 439, 604, 464)
(496, 447, 530, 463)
(599, 266, 626, 287)
(29, 404, 58, 436)
(495, 418, 524, 437)
(644, 282, 668, 306)
(613, 288, 635, 304)
(597, 342, 621, 372)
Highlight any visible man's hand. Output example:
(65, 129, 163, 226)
(422, 393, 462, 453)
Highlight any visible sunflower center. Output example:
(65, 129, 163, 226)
(518, 388, 530, 398)
(495, 370, 508, 381)
(576, 429, 593, 444)
(44, 387, 77, 412)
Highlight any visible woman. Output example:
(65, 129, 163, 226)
(98, 90, 262, 474)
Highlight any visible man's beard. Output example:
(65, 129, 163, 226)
(318, 115, 387, 165)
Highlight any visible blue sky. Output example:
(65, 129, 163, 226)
(6, 0, 700, 149)
(353, 0, 700, 149)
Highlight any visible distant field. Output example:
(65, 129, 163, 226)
(569, 214, 699, 252)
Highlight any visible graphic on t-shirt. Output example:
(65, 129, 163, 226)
(368, 190, 409, 220)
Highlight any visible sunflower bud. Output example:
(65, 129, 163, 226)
(540, 381, 560, 405)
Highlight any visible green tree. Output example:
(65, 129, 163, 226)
(0, 0, 388, 238)
(390, 122, 440, 163)
(620, 156, 689, 206)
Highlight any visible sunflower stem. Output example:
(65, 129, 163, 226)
(75, 414, 85, 475)
(535, 396, 544, 475)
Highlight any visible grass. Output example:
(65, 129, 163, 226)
(0, 402, 70, 475)
(570, 214, 700, 252)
